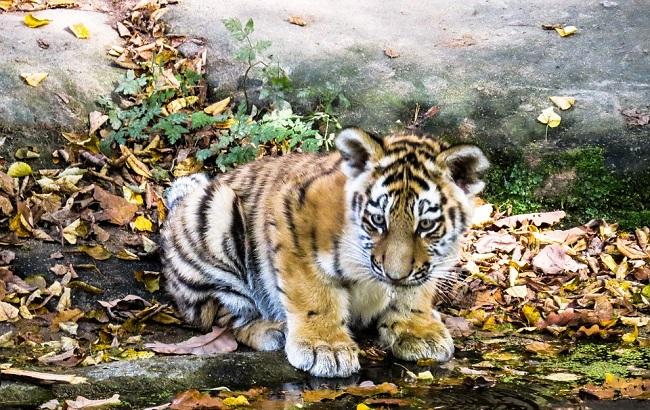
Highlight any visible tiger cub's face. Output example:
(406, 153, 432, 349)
(336, 128, 489, 287)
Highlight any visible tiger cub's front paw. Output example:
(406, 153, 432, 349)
(390, 321, 454, 362)
(285, 330, 360, 378)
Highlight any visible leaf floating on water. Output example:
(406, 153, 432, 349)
(145, 326, 237, 355)
(69, 23, 90, 39)
(169, 389, 225, 410)
(621, 326, 638, 344)
(543, 372, 580, 382)
(24, 13, 52, 28)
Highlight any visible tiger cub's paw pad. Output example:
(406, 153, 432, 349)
(286, 338, 360, 378)
(391, 333, 454, 362)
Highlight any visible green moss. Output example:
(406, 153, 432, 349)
(542, 343, 650, 381)
(484, 146, 650, 229)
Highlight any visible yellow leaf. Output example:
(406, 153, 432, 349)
(615, 256, 628, 279)
(7, 162, 32, 177)
(173, 157, 203, 177)
(122, 186, 144, 205)
(204, 97, 231, 115)
(622, 326, 638, 344)
(20, 72, 48, 87)
(215, 118, 236, 129)
(522, 304, 542, 326)
(132, 215, 153, 232)
(166, 96, 198, 114)
(357, 404, 373, 410)
(537, 107, 561, 127)
(555, 25, 577, 37)
(62, 218, 89, 244)
(120, 145, 152, 179)
(223, 395, 250, 407)
(24, 13, 51, 28)
(69, 23, 90, 39)
(0, 1, 14, 11)
(549, 96, 576, 110)
(600, 254, 618, 273)
(78, 244, 112, 260)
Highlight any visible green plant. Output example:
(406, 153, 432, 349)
(98, 69, 222, 154)
(223, 17, 292, 109)
(196, 103, 338, 171)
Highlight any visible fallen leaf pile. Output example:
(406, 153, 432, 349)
(442, 204, 650, 344)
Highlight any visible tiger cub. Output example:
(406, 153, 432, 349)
(161, 128, 489, 378)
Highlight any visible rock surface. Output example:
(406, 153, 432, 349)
(0, 9, 121, 165)
(165, 0, 649, 173)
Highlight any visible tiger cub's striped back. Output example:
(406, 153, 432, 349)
(161, 127, 488, 377)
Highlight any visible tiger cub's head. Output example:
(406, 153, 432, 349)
(336, 127, 489, 287)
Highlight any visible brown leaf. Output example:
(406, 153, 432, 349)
(170, 389, 225, 410)
(94, 186, 138, 225)
(65, 394, 121, 409)
(532, 244, 586, 275)
(288, 15, 307, 26)
(345, 382, 399, 397)
(88, 111, 109, 135)
(383, 48, 400, 58)
(474, 232, 517, 253)
(145, 327, 237, 354)
(621, 108, 649, 127)
(303, 389, 345, 403)
(495, 211, 566, 228)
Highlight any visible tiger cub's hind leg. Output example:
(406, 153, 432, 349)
(230, 319, 286, 351)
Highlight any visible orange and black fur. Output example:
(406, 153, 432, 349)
(161, 128, 489, 377)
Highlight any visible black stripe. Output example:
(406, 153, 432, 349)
(229, 195, 247, 272)
(179, 208, 241, 278)
(170, 229, 254, 305)
(297, 158, 343, 207)
(332, 235, 344, 276)
(283, 193, 302, 254)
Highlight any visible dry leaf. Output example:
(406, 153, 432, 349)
(474, 232, 517, 253)
(204, 97, 231, 115)
(69, 23, 90, 39)
(0, 368, 87, 384)
(131, 215, 153, 232)
(549, 96, 576, 110)
(145, 327, 237, 354)
(555, 25, 577, 37)
(24, 13, 51, 28)
(544, 372, 580, 381)
(170, 389, 225, 410)
(288, 15, 307, 26)
(537, 107, 561, 127)
(65, 394, 120, 409)
(78, 244, 112, 260)
(7, 162, 32, 178)
(495, 211, 566, 228)
(166, 96, 198, 114)
(20, 72, 48, 87)
(384, 48, 400, 58)
(89, 111, 109, 135)
(94, 186, 138, 225)
(532, 244, 587, 275)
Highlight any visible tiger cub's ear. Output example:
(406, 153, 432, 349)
(335, 127, 384, 178)
(436, 145, 490, 196)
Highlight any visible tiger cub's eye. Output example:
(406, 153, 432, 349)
(418, 219, 436, 232)
(370, 214, 385, 227)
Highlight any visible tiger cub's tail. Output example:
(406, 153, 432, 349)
(164, 173, 210, 211)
